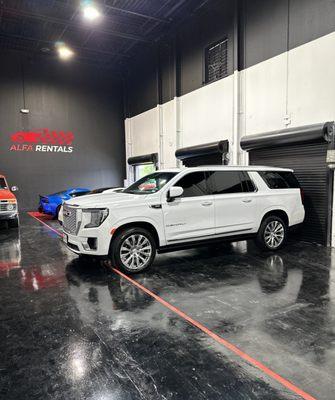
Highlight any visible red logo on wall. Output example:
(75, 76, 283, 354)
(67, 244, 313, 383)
(10, 129, 74, 153)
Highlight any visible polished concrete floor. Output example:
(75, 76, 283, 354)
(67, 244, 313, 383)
(0, 213, 334, 400)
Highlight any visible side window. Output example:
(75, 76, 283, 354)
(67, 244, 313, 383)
(207, 171, 243, 194)
(259, 171, 300, 189)
(176, 172, 208, 197)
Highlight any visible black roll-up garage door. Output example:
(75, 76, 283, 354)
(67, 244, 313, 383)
(175, 140, 229, 167)
(241, 122, 335, 246)
(128, 153, 158, 166)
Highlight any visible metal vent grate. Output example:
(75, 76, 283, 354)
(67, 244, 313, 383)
(63, 205, 78, 235)
(205, 39, 228, 83)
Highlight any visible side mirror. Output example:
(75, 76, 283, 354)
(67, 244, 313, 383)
(167, 186, 183, 202)
(11, 186, 18, 192)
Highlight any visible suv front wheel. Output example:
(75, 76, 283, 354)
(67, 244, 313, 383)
(256, 215, 287, 251)
(110, 227, 156, 274)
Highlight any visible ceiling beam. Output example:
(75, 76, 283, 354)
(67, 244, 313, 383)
(0, 31, 130, 58)
(119, 0, 189, 58)
(104, 4, 171, 24)
(2, 7, 152, 43)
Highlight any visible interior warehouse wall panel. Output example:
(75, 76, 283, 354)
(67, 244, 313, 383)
(249, 142, 331, 245)
(127, 107, 160, 158)
(0, 50, 125, 210)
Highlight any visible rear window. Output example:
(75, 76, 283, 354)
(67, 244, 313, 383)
(206, 171, 243, 194)
(259, 171, 300, 189)
(206, 171, 257, 194)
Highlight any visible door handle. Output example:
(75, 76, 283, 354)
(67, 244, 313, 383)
(201, 201, 213, 206)
(242, 199, 252, 203)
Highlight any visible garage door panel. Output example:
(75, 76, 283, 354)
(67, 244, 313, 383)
(249, 142, 330, 245)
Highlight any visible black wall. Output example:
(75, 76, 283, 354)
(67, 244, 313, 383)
(0, 51, 125, 210)
(125, 0, 335, 118)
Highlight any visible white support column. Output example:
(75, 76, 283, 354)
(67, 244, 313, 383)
(124, 118, 134, 184)
(232, 70, 239, 165)
(175, 96, 183, 168)
(332, 175, 335, 247)
(238, 68, 248, 166)
(232, 69, 248, 166)
(158, 104, 164, 169)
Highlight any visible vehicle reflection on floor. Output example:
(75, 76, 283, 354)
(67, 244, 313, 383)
(0, 214, 334, 400)
(0, 225, 21, 277)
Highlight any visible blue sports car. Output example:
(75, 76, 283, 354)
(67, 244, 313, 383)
(38, 188, 90, 219)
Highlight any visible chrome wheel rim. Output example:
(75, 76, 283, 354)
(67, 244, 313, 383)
(120, 234, 152, 271)
(264, 221, 284, 249)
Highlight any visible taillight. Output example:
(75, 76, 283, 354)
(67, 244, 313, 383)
(300, 188, 304, 204)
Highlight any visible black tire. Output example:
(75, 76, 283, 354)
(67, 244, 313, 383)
(8, 217, 19, 228)
(110, 227, 156, 274)
(54, 205, 61, 220)
(256, 215, 287, 251)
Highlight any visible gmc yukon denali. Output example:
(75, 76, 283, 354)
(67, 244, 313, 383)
(61, 166, 305, 273)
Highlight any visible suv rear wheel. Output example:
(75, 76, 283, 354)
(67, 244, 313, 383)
(110, 227, 156, 274)
(256, 215, 287, 251)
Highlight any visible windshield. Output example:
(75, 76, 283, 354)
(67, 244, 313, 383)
(0, 178, 8, 190)
(123, 172, 178, 195)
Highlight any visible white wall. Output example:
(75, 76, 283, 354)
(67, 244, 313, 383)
(127, 107, 159, 156)
(125, 32, 335, 245)
(124, 107, 160, 182)
(161, 100, 177, 168)
(244, 31, 335, 136)
(288, 31, 335, 127)
(181, 76, 234, 147)
(244, 52, 288, 135)
(125, 74, 235, 178)
(126, 32, 335, 169)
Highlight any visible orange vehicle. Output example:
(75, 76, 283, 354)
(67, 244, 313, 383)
(0, 174, 19, 228)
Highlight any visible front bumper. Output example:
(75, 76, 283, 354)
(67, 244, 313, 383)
(62, 226, 111, 256)
(0, 211, 18, 220)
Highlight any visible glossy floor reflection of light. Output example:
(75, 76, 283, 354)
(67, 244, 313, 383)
(0, 214, 334, 400)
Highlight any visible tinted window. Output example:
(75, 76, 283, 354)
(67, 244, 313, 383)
(259, 171, 300, 189)
(207, 171, 243, 194)
(176, 172, 208, 197)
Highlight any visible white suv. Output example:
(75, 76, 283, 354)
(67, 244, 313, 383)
(61, 166, 305, 273)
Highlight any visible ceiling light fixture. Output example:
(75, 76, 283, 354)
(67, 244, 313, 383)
(82, 2, 101, 21)
(55, 42, 74, 61)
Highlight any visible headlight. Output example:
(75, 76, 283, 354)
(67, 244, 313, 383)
(7, 203, 15, 211)
(83, 208, 109, 228)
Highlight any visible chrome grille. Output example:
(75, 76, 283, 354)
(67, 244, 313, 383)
(0, 203, 17, 212)
(63, 205, 78, 234)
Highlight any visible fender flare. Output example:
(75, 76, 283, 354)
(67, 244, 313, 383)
(258, 207, 290, 229)
(111, 217, 164, 246)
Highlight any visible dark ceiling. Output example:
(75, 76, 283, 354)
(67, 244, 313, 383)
(0, 0, 208, 69)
